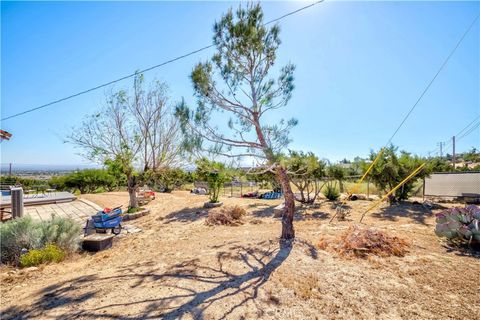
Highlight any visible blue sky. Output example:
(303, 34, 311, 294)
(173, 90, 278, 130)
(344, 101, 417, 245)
(1, 1, 479, 166)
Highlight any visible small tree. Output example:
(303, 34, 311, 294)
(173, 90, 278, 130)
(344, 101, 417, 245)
(195, 158, 230, 203)
(327, 164, 346, 193)
(368, 145, 429, 202)
(145, 167, 187, 193)
(176, 3, 298, 239)
(68, 76, 182, 208)
(286, 151, 325, 204)
(67, 90, 141, 208)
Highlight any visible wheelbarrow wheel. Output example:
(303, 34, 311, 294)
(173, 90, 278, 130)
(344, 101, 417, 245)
(112, 224, 122, 235)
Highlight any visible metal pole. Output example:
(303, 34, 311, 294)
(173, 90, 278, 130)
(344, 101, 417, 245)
(11, 187, 24, 219)
(9, 163, 12, 176)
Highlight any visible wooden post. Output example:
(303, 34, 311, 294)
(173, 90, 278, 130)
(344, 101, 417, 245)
(367, 179, 370, 200)
(422, 178, 425, 202)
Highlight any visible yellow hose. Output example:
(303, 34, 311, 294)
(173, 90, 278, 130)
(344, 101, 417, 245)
(348, 148, 384, 196)
(359, 162, 426, 222)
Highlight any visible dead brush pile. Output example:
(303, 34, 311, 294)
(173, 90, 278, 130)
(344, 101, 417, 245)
(205, 205, 246, 226)
(318, 225, 410, 258)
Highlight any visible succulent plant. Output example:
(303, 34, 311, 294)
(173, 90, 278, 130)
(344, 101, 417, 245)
(435, 205, 480, 244)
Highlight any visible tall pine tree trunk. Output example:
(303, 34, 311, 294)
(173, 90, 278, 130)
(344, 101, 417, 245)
(276, 165, 295, 239)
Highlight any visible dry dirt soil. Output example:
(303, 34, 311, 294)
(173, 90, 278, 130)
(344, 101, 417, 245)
(1, 191, 479, 319)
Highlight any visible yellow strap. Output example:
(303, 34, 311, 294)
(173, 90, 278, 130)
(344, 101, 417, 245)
(360, 162, 426, 222)
(348, 148, 384, 196)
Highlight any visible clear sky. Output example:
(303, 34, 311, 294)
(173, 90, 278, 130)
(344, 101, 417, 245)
(1, 1, 479, 167)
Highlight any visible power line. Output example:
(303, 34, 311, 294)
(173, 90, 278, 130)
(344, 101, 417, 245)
(456, 115, 480, 138)
(384, 13, 480, 147)
(1, 1, 325, 122)
(427, 115, 480, 156)
(265, 0, 324, 25)
(458, 120, 480, 141)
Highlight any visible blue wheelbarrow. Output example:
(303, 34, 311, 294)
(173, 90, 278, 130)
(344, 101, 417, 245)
(84, 206, 123, 235)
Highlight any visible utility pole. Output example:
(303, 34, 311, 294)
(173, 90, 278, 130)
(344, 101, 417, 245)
(437, 141, 445, 158)
(452, 136, 456, 170)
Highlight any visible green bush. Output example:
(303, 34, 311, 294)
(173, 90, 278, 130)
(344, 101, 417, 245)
(323, 183, 340, 201)
(40, 216, 82, 253)
(20, 244, 65, 267)
(195, 158, 231, 203)
(0, 217, 42, 264)
(60, 169, 117, 193)
(0, 216, 81, 265)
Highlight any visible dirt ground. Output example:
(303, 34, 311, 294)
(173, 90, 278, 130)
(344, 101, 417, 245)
(1, 191, 479, 319)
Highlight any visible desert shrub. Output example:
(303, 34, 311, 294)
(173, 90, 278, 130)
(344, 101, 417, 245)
(0, 216, 81, 265)
(205, 205, 246, 226)
(0, 217, 42, 264)
(20, 244, 65, 267)
(335, 204, 351, 221)
(435, 205, 480, 245)
(40, 216, 82, 253)
(318, 225, 409, 258)
(323, 183, 339, 201)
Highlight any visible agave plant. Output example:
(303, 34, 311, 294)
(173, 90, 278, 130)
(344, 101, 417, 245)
(435, 205, 480, 244)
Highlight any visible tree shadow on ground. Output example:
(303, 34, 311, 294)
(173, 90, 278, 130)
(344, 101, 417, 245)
(371, 201, 436, 225)
(162, 206, 212, 224)
(441, 243, 480, 259)
(249, 204, 277, 218)
(1, 240, 301, 320)
(294, 211, 330, 221)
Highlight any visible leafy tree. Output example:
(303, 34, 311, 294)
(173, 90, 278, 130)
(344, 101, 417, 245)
(60, 169, 116, 194)
(367, 145, 430, 201)
(326, 164, 346, 192)
(144, 167, 187, 192)
(176, 4, 298, 239)
(68, 75, 182, 208)
(462, 147, 479, 163)
(104, 157, 128, 190)
(286, 151, 325, 204)
(244, 170, 281, 192)
(426, 157, 451, 173)
(195, 158, 231, 203)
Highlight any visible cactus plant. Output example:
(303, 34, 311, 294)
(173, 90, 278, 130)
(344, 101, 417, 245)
(435, 205, 480, 245)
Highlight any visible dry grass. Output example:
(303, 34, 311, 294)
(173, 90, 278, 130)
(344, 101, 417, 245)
(318, 225, 410, 258)
(205, 205, 246, 226)
(3, 191, 479, 320)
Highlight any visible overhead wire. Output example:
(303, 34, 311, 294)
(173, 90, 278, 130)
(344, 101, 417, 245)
(1, 1, 325, 122)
